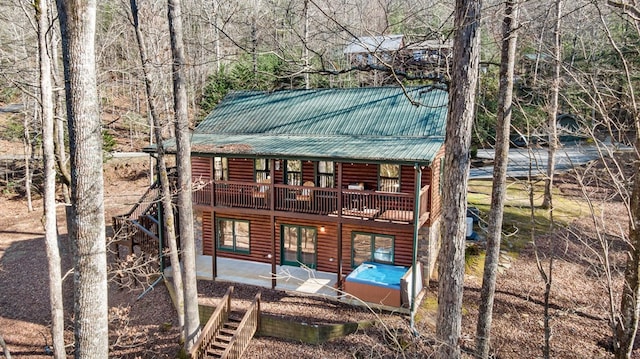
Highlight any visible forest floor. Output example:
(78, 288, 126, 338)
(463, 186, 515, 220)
(0, 154, 636, 358)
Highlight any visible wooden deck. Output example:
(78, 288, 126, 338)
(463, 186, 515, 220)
(192, 181, 426, 224)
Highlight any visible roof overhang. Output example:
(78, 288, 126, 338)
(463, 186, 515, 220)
(148, 134, 443, 166)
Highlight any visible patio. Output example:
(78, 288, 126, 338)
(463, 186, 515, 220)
(165, 256, 339, 298)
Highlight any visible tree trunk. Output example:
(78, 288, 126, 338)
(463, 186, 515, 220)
(475, 1, 519, 358)
(251, 15, 258, 87)
(55, 1, 108, 358)
(23, 105, 33, 212)
(615, 140, 640, 358)
(167, 0, 201, 350)
(0, 335, 10, 359)
(128, 0, 186, 339)
(435, 0, 481, 356)
(303, 0, 310, 89)
(49, 18, 72, 200)
(36, 0, 66, 357)
(542, 0, 562, 209)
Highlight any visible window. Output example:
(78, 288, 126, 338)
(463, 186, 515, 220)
(285, 160, 302, 186)
(379, 164, 400, 192)
(281, 224, 316, 268)
(352, 232, 394, 267)
(316, 161, 334, 188)
(254, 158, 270, 182)
(217, 218, 250, 253)
(213, 157, 228, 181)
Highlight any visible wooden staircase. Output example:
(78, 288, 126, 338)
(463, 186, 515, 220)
(112, 181, 162, 259)
(112, 169, 179, 260)
(190, 287, 261, 359)
(204, 314, 242, 358)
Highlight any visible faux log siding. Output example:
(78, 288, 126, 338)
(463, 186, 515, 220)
(302, 161, 315, 183)
(227, 158, 254, 182)
(400, 165, 416, 194)
(274, 160, 284, 183)
(274, 218, 338, 273)
(340, 224, 414, 275)
(192, 156, 212, 180)
(212, 212, 272, 262)
(341, 163, 378, 190)
(202, 211, 213, 255)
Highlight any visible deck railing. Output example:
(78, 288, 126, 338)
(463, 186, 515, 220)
(112, 184, 161, 258)
(192, 180, 429, 224)
(190, 286, 234, 359)
(221, 292, 261, 359)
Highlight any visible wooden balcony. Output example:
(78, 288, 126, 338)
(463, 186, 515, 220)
(193, 180, 429, 224)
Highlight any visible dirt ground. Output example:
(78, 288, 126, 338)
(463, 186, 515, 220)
(0, 155, 636, 358)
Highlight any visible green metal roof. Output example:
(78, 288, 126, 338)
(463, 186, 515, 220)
(172, 86, 448, 164)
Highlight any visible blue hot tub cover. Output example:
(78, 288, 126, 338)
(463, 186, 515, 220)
(346, 262, 409, 290)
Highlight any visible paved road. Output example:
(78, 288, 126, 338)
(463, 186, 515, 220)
(470, 143, 632, 179)
(0, 104, 24, 113)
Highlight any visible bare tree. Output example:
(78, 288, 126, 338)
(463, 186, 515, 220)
(36, 0, 65, 357)
(127, 0, 186, 340)
(542, 0, 563, 209)
(55, 0, 108, 357)
(593, 3, 640, 358)
(22, 105, 33, 212)
(167, 0, 200, 350)
(475, 1, 519, 357)
(436, 0, 481, 356)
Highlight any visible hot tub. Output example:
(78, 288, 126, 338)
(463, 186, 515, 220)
(344, 262, 408, 307)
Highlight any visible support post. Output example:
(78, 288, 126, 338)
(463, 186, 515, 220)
(410, 163, 422, 332)
(336, 162, 343, 289)
(270, 159, 276, 289)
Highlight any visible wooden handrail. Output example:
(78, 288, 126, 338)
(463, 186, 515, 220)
(192, 179, 425, 223)
(221, 292, 261, 359)
(190, 286, 234, 359)
(116, 182, 160, 219)
(128, 219, 158, 240)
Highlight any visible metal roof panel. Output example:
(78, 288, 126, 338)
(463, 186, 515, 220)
(174, 86, 448, 164)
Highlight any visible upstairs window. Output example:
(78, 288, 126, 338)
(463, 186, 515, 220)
(379, 164, 400, 192)
(213, 157, 228, 181)
(254, 158, 270, 182)
(285, 160, 302, 186)
(316, 161, 334, 188)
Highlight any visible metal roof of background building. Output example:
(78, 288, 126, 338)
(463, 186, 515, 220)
(343, 35, 404, 54)
(176, 86, 448, 165)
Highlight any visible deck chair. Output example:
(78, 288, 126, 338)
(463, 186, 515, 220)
(295, 181, 314, 201)
(252, 178, 270, 198)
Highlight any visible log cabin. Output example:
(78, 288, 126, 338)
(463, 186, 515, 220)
(137, 86, 448, 308)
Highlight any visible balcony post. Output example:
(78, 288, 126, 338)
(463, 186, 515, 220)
(269, 159, 276, 289)
(410, 163, 422, 331)
(337, 162, 343, 289)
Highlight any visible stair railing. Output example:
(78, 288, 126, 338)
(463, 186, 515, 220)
(221, 292, 261, 359)
(190, 286, 234, 359)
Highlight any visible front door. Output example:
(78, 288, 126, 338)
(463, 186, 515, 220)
(281, 224, 317, 269)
